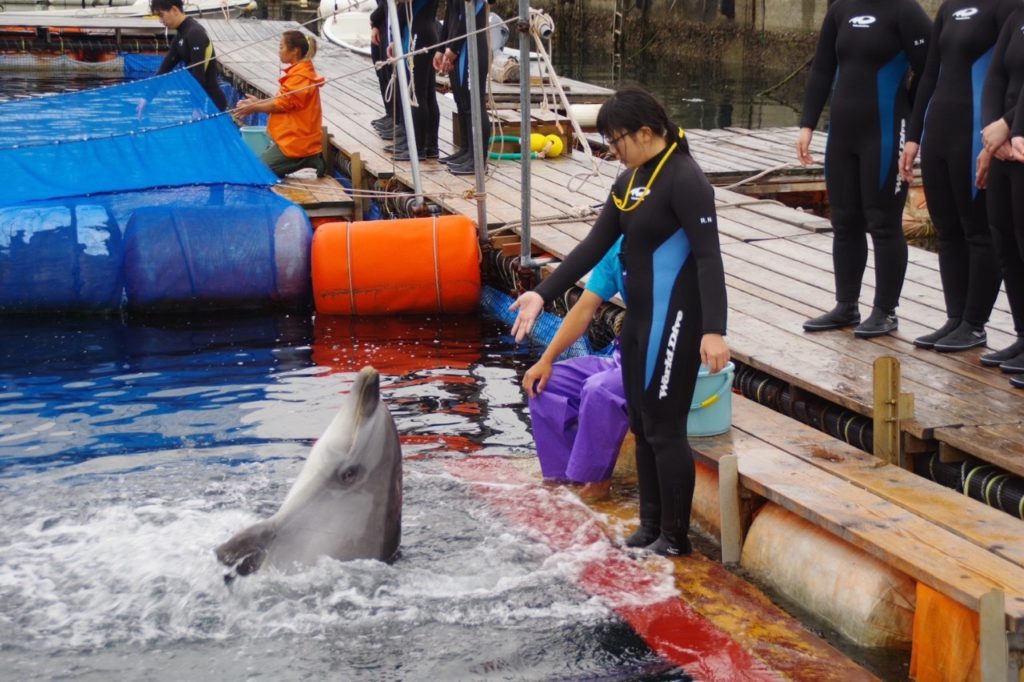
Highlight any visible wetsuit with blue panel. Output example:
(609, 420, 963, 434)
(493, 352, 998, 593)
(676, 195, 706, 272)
(534, 139, 728, 554)
(529, 238, 628, 484)
(156, 16, 227, 112)
(442, 0, 491, 167)
(907, 0, 1019, 348)
(801, 0, 931, 322)
(981, 7, 1024, 366)
(396, 0, 440, 155)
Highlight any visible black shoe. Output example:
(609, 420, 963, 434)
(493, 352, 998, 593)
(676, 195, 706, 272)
(933, 321, 987, 352)
(378, 126, 403, 141)
(854, 308, 898, 338)
(393, 147, 426, 161)
(371, 115, 391, 128)
(441, 148, 469, 165)
(803, 302, 860, 331)
(447, 159, 478, 175)
(624, 524, 660, 548)
(999, 351, 1024, 374)
(913, 318, 961, 349)
(645, 533, 692, 557)
(1011, 375, 1024, 388)
(423, 146, 439, 159)
(980, 338, 1024, 366)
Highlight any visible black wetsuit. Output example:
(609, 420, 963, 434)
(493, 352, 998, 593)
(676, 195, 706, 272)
(801, 0, 931, 313)
(442, 0, 491, 154)
(370, 0, 395, 119)
(534, 145, 728, 546)
(908, 0, 1019, 327)
(982, 7, 1024, 334)
(396, 0, 440, 153)
(156, 16, 227, 112)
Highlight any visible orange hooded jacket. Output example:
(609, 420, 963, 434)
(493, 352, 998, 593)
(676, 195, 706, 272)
(267, 60, 325, 159)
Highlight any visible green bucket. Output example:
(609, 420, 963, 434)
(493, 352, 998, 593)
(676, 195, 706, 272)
(240, 126, 272, 156)
(687, 361, 735, 437)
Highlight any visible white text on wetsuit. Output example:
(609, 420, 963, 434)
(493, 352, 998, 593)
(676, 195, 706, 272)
(659, 311, 684, 399)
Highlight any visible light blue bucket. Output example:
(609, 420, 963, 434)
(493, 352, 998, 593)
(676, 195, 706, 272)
(240, 126, 272, 156)
(687, 361, 735, 437)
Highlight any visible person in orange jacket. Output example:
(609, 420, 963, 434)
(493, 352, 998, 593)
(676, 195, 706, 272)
(236, 30, 326, 178)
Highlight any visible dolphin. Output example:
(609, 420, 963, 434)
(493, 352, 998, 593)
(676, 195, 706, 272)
(216, 366, 402, 578)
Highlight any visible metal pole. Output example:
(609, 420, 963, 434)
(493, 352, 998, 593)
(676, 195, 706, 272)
(385, 0, 424, 209)
(464, 0, 488, 244)
(517, 0, 532, 267)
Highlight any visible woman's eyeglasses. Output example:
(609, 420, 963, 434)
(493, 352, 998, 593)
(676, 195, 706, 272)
(605, 131, 631, 147)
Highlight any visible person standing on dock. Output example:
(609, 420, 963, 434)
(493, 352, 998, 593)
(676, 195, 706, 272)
(522, 237, 628, 502)
(509, 87, 731, 557)
(369, 0, 397, 139)
(898, 0, 1020, 353)
(796, 0, 931, 338)
(980, 5, 1024, 381)
(385, 0, 440, 160)
(150, 0, 228, 112)
(234, 31, 326, 178)
(433, 0, 491, 175)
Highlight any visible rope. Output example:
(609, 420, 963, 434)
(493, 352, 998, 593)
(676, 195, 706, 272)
(719, 162, 796, 191)
(432, 213, 442, 312)
(346, 219, 356, 313)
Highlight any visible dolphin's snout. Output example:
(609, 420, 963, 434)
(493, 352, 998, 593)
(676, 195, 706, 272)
(215, 521, 276, 580)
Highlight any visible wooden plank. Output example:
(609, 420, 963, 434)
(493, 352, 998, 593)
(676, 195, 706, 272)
(694, 429, 1024, 629)
(728, 396, 1024, 569)
(932, 423, 1024, 481)
(718, 454, 742, 565)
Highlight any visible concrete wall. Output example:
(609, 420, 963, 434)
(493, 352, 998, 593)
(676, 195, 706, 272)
(734, 0, 944, 33)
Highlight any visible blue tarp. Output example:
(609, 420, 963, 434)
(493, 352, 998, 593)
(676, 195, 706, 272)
(0, 69, 276, 206)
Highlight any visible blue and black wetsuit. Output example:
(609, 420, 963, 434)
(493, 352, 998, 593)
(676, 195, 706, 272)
(396, 0, 440, 153)
(534, 143, 728, 548)
(441, 0, 491, 155)
(982, 7, 1024, 335)
(908, 0, 1019, 330)
(156, 16, 227, 112)
(801, 0, 931, 314)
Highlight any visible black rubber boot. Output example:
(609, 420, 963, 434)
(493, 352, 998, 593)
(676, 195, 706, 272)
(853, 307, 898, 338)
(999, 351, 1024, 374)
(1010, 375, 1024, 388)
(980, 337, 1024, 367)
(933, 321, 987, 352)
(624, 523, 660, 548)
(803, 302, 860, 331)
(371, 115, 391, 128)
(447, 158, 478, 176)
(913, 318, 961, 349)
(645, 533, 692, 557)
(441, 147, 470, 165)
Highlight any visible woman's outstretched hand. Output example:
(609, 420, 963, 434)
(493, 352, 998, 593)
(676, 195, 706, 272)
(509, 291, 544, 343)
(700, 333, 731, 374)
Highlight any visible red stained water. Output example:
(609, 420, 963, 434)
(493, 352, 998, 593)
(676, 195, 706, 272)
(447, 456, 778, 681)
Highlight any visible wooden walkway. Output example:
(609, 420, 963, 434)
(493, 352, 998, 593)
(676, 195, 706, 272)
(203, 19, 1024, 478)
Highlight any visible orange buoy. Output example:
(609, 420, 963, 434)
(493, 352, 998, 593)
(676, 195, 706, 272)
(312, 215, 481, 315)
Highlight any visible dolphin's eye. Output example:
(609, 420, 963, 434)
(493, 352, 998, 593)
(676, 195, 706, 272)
(336, 465, 360, 485)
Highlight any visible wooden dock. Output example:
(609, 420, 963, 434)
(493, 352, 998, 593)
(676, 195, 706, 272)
(201, 18, 1024, 481)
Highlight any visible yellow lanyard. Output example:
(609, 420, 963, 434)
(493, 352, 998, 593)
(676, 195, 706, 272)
(611, 140, 678, 213)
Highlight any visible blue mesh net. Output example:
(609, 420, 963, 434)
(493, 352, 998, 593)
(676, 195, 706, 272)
(480, 285, 611, 359)
(0, 68, 276, 206)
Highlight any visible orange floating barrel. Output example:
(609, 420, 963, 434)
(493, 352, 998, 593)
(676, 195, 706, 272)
(312, 215, 480, 315)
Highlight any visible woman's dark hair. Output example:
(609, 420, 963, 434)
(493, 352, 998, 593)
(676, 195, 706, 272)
(282, 30, 316, 60)
(596, 86, 690, 156)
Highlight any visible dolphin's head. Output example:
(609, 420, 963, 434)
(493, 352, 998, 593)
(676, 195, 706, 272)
(216, 366, 402, 579)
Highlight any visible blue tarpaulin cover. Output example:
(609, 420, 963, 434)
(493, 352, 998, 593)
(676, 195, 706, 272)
(0, 69, 276, 206)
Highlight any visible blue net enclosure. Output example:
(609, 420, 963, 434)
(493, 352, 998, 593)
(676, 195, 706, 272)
(0, 69, 312, 315)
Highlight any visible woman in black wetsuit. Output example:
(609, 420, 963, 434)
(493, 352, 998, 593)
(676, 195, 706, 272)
(980, 5, 1024, 383)
(797, 0, 931, 338)
(509, 87, 731, 557)
(899, 0, 1020, 352)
